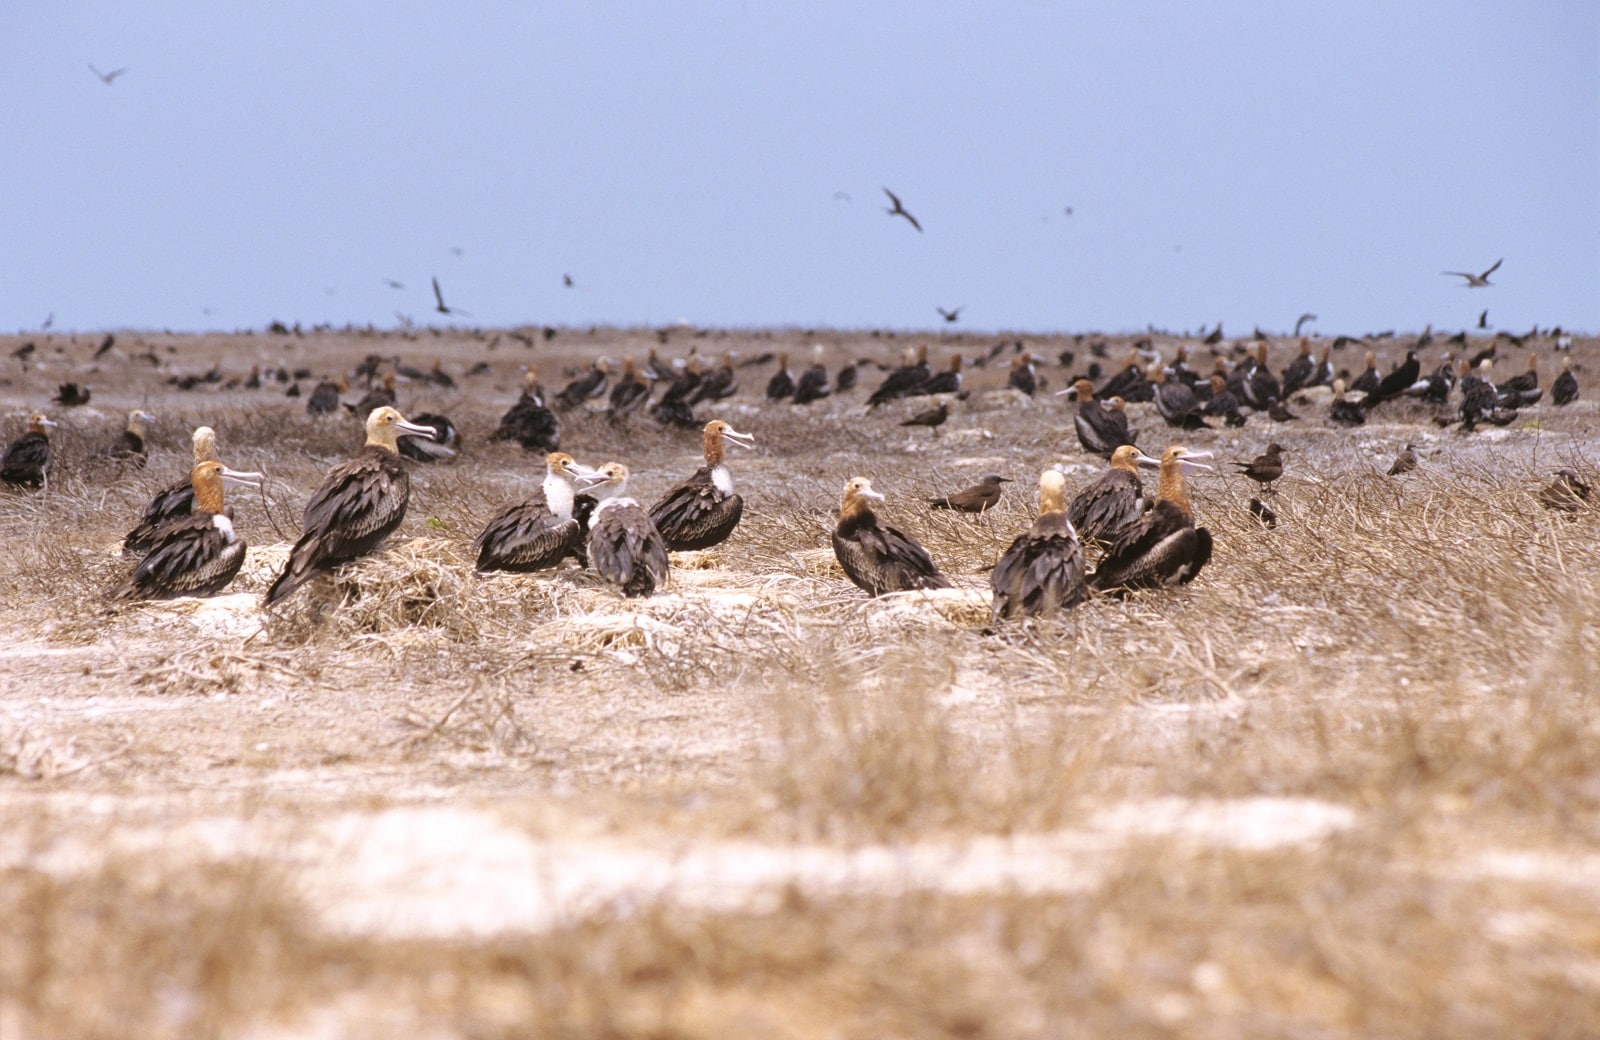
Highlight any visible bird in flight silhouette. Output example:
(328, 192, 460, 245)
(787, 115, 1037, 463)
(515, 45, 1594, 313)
(1442, 258, 1502, 288)
(432, 277, 470, 317)
(883, 188, 922, 232)
(88, 64, 127, 85)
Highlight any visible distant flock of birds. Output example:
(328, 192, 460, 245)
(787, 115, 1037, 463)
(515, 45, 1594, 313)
(0, 325, 1590, 622)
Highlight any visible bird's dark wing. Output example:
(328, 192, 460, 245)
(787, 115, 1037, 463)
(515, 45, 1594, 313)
(473, 493, 581, 572)
(990, 516, 1085, 619)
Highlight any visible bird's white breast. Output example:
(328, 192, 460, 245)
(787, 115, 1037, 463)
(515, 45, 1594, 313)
(544, 474, 575, 520)
(710, 464, 733, 497)
(212, 514, 236, 543)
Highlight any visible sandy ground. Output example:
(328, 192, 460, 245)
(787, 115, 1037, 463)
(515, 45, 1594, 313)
(2, 323, 1598, 1037)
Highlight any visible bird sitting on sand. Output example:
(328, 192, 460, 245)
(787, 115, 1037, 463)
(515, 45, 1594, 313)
(1089, 446, 1214, 593)
(111, 461, 263, 600)
(1, 412, 58, 488)
(929, 474, 1009, 513)
(264, 407, 437, 606)
(833, 477, 950, 596)
(472, 452, 596, 574)
(990, 469, 1086, 621)
(648, 420, 755, 551)
(124, 426, 220, 556)
(97, 410, 155, 467)
(581, 462, 671, 597)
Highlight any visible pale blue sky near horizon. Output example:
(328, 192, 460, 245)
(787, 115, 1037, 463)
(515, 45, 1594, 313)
(3, 2, 1596, 338)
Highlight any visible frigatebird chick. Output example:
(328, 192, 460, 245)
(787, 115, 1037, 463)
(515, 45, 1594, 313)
(492, 366, 560, 452)
(867, 343, 931, 408)
(1006, 354, 1038, 397)
(606, 356, 652, 420)
(348, 373, 397, 418)
(1233, 443, 1288, 491)
(98, 410, 155, 467)
(832, 477, 950, 597)
(929, 474, 1009, 513)
(111, 461, 263, 601)
(686, 351, 739, 405)
(264, 406, 437, 606)
(1089, 446, 1214, 593)
(1, 412, 58, 487)
(1329, 379, 1368, 427)
(124, 426, 220, 556)
(1552, 357, 1579, 406)
(648, 420, 755, 551)
(555, 357, 610, 410)
(581, 462, 670, 597)
(472, 452, 596, 574)
(1068, 444, 1159, 550)
(765, 352, 796, 402)
(1539, 469, 1592, 514)
(1058, 379, 1137, 457)
(306, 377, 346, 416)
(1151, 366, 1208, 429)
(990, 470, 1086, 621)
(793, 345, 831, 405)
(915, 354, 963, 397)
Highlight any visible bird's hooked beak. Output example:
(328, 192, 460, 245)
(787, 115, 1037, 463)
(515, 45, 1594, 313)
(1055, 386, 1080, 399)
(392, 418, 438, 441)
(37, 418, 59, 429)
(722, 427, 756, 450)
(220, 467, 264, 491)
(563, 461, 602, 482)
(1176, 449, 1215, 473)
(854, 484, 885, 502)
(1133, 451, 1164, 469)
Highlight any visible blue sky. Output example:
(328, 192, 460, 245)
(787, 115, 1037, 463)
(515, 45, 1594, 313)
(3, 2, 1595, 336)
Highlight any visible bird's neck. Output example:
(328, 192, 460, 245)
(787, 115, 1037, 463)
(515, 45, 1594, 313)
(1158, 461, 1193, 518)
(544, 472, 575, 520)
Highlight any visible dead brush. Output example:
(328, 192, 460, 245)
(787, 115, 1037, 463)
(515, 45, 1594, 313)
(389, 676, 537, 758)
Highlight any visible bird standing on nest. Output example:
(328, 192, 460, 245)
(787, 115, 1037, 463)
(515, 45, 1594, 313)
(1, 413, 58, 488)
(112, 461, 263, 600)
(990, 470, 1086, 620)
(832, 477, 949, 596)
(264, 407, 437, 606)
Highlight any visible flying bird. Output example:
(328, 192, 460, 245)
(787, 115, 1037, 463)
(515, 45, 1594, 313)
(563, 273, 574, 288)
(1293, 313, 1317, 337)
(882, 187, 922, 232)
(936, 306, 963, 323)
(88, 64, 127, 85)
(1478, 309, 1488, 329)
(1442, 258, 1502, 288)
(431, 276, 469, 317)
(384, 279, 405, 290)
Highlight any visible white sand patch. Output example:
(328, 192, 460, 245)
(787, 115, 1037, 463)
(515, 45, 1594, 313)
(1089, 796, 1356, 849)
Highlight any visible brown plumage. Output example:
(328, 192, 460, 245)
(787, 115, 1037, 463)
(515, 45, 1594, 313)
(1387, 444, 1419, 477)
(929, 474, 1009, 513)
(473, 452, 593, 573)
(990, 470, 1086, 620)
(348, 373, 397, 417)
(607, 356, 651, 419)
(123, 426, 220, 557)
(1068, 445, 1158, 550)
(492, 366, 561, 451)
(1232, 443, 1287, 490)
(584, 463, 670, 597)
(98, 409, 155, 467)
(1539, 469, 1592, 514)
(832, 477, 950, 596)
(1089, 446, 1214, 593)
(647, 420, 754, 551)
(264, 407, 436, 606)
(900, 400, 949, 433)
(1059, 379, 1137, 458)
(112, 461, 263, 600)
(306, 377, 347, 416)
(1, 412, 58, 487)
